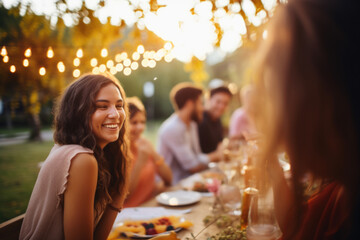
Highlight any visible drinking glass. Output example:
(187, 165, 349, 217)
(218, 184, 242, 216)
(247, 194, 282, 240)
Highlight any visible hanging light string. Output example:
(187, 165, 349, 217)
(0, 42, 174, 77)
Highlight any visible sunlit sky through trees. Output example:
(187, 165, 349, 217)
(1, 0, 278, 63)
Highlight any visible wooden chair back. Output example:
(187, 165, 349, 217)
(0, 214, 25, 240)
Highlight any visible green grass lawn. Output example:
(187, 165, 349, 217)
(0, 120, 162, 223)
(0, 141, 54, 223)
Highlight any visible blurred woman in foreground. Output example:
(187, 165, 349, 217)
(20, 73, 130, 240)
(124, 97, 172, 207)
(253, 0, 360, 239)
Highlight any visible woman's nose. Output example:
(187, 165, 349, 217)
(108, 106, 120, 118)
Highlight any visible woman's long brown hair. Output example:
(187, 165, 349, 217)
(252, 0, 360, 237)
(53, 73, 130, 219)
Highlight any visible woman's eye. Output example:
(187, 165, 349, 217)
(116, 105, 123, 109)
(96, 105, 107, 109)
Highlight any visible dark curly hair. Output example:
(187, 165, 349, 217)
(53, 73, 130, 218)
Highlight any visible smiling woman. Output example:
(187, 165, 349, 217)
(19, 73, 131, 240)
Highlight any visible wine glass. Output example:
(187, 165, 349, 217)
(247, 194, 282, 240)
(218, 184, 242, 216)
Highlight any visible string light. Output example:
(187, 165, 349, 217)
(10, 65, 16, 73)
(148, 51, 155, 59)
(106, 60, 114, 68)
(132, 52, 140, 61)
(116, 63, 123, 72)
(1, 46, 7, 56)
(148, 60, 156, 68)
(73, 69, 81, 78)
(57, 61, 65, 72)
(99, 64, 106, 73)
(123, 67, 131, 76)
(76, 48, 83, 58)
(115, 53, 122, 62)
(143, 51, 150, 59)
(90, 58, 98, 67)
(39, 67, 46, 76)
(164, 42, 173, 50)
(73, 58, 80, 67)
(164, 54, 174, 62)
(92, 67, 100, 74)
(110, 66, 117, 75)
(23, 59, 29, 67)
(101, 48, 108, 58)
(123, 59, 131, 67)
(47, 47, 54, 58)
(1, 46, 173, 75)
(120, 52, 128, 60)
(130, 62, 139, 70)
(24, 48, 31, 58)
(137, 45, 145, 54)
(141, 59, 149, 67)
(3, 56, 9, 63)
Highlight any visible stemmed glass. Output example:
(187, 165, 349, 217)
(247, 193, 282, 240)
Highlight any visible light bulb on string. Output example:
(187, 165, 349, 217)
(39, 67, 46, 76)
(90, 58, 98, 67)
(137, 45, 145, 54)
(76, 48, 83, 58)
(123, 67, 131, 76)
(92, 67, 100, 74)
(110, 66, 117, 75)
(164, 42, 173, 50)
(73, 69, 81, 78)
(130, 62, 139, 70)
(47, 47, 54, 58)
(123, 59, 131, 67)
(99, 64, 106, 73)
(106, 60, 114, 68)
(23, 59, 29, 67)
(101, 48, 108, 58)
(73, 58, 80, 67)
(148, 60, 156, 68)
(57, 61, 65, 72)
(141, 59, 149, 67)
(24, 48, 31, 58)
(1, 46, 7, 56)
(10, 65, 16, 73)
(3, 56, 9, 63)
(132, 52, 140, 61)
(116, 63, 123, 72)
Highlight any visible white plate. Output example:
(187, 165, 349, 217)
(156, 190, 202, 206)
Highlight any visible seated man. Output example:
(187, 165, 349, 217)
(157, 83, 222, 184)
(198, 86, 232, 153)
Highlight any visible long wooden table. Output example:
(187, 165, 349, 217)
(140, 192, 220, 239)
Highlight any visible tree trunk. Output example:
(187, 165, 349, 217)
(28, 113, 42, 141)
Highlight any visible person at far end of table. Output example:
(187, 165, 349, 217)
(157, 83, 223, 185)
